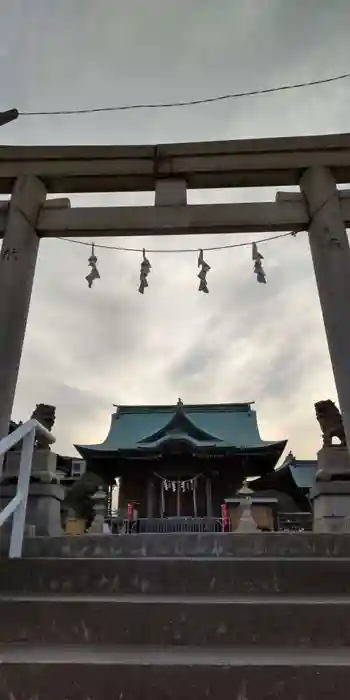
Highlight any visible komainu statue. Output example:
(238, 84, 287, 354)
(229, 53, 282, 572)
(31, 404, 56, 449)
(314, 399, 346, 448)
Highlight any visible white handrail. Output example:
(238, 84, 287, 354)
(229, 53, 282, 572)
(0, 492, 22, 525)
(0, 419, 54, 456)
(0, 419, 55, 558)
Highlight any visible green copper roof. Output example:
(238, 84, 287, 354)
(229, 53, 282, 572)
(75, 401, 286, 455)
(252, 454, 317, 491)
(290, 463, 316, 489)
(286, 459, 317, 489)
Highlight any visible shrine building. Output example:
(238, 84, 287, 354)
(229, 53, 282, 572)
(75, 400, 287, 518)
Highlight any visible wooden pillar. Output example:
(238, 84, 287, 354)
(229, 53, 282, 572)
(300, 166, 350, 453)
(0, 175, 46, 447)
(160, 480, 165, 517)
(205, 477, 213, 517)
(146, 476, 154, 518)
(176, 481, 181, 516)
(192, 480, 197, 517)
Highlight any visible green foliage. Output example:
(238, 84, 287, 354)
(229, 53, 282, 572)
(64, 471, 105, 523)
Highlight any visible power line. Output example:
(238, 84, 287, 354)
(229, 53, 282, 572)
(19, 71, 350, 116)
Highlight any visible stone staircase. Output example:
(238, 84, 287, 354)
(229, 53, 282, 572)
(1, 533, 350, 699)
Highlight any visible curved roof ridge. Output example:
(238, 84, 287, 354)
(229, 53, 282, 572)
(138, 399, 222, 444)
(113, 401, 254, 415)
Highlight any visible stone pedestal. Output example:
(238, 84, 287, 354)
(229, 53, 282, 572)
(0, 482, 64, 536)
(2, 449, 58, 484)
(311, 447, 350, 532)
(311, 481, 350, 532)
(316, 446, 350, 481)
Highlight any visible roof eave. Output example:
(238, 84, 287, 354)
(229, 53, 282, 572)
(75, 439, 287, 460)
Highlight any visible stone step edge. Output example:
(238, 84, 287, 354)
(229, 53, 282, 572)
(1, 645, 350, 666)
(1, 594, 349, 604)
(5, 556, 350, 562)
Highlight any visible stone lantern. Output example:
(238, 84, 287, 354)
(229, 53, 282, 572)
(225, 481, 278, 532)
(88, 485, 107, 534)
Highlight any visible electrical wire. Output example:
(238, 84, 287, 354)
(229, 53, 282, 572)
(19, 71, 350, 116)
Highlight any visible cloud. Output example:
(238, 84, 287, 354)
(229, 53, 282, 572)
(1, 0, 348, 458)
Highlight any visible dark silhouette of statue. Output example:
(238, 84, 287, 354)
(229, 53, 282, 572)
(314, 400, 346, 448)
(30, 404, 56, 449)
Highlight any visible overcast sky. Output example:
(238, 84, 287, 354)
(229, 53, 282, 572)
(1, 0, 350, 458)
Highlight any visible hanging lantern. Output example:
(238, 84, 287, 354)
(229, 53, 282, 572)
(86, 243, 100, 288)
(197, 249, 210, 293)
(139, 249, 151, 294)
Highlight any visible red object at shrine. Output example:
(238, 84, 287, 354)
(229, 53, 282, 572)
(221, 503, 229, 531)
(127, 502, 133, 520)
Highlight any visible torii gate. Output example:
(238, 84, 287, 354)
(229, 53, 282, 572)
(0, 133, 350, 455)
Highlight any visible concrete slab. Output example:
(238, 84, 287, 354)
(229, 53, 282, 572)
(1, 597, 350, 648)
(2, 557, 350, 597)
(1, 648, 350, 699)
(6, 532, 350, 559)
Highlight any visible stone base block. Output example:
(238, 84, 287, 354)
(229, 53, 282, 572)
(316, 446, 350, 481)
(234, 506, 258, 533)
(0, 482, 64, 536)
(311, 481, 350, 532)
(2, 449, 58, 484)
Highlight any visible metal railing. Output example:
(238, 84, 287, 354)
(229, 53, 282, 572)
(0, 419, 55, 557)
(110, 514, 313, 534)
(111, 517, 224, 534)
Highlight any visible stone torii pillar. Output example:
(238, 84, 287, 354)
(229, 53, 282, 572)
(300, 166, 350, 453)
(0, 175, 47, 448)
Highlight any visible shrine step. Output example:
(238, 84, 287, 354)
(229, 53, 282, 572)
(2, 557, 350, 596)
(1, 596, 350, 648)
(1, 645, 350, 699)
(10, 532, 350, 559)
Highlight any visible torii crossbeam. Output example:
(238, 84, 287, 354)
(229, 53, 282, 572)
(0, 132, 350, 462)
